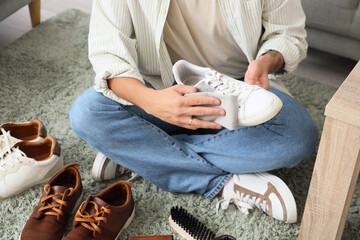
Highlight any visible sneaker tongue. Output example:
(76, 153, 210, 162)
(86, 197, 109, 215)
(51, 185, 68, 195)
(93, 197, 108, 207)
(0, 133, 21, 157)
(194, 79, 216, 92)
(45, 185, 68, 206)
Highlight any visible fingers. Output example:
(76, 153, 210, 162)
(245, 75, 269, 90)
(259, 80, 269, 90)
(245, 76, 257, 85)
(172, 85, 221, 106)
(179, 107, 225, 130)
(174, 84, 198, 95)
(184, 95, 221, 106)
(244, 60, 269, 89)
(183, 117, 223, 130)
(189, 106, 225, 117)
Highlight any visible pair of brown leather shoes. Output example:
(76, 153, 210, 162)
(20, 164, 135, 240)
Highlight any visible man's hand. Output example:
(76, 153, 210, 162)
(144, 85, 225, 130)
(244, 59, 270, 90)
(108, 77, 225, 130)
(244, 50, 284, 90)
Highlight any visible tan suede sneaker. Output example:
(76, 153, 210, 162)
(20, 164, 83, 240)
(64, 181, 135, 240)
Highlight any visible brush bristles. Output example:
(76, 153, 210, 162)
(169, 206, 216, 240)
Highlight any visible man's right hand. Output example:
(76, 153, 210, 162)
(143, 85, 225, 130)
(108, 77, 225, 130)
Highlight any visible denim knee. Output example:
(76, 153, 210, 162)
(285, 116, 319, 168)
(69, 87, 102, 138)
(69, 94, 90, 138)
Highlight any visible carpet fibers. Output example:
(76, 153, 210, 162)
(0, 9, 359, 240)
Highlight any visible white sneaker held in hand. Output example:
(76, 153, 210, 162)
(173, 60, 283, 126)
(0, 136, 63, 200)
(217, 172, 297, 223)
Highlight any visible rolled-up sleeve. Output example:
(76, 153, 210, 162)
(89, 0, 144, 105)
(256, 0, 308, 73)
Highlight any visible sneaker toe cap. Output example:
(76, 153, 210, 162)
(245, 90, 277, 118)
(268, 192, 297, 223)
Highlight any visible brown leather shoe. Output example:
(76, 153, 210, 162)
(20, 164, 83, 240)
(64, 181, 135, 240)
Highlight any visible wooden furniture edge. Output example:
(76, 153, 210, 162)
(299, 60, 360, 239)
(325, 61, 360, 126)
(29, 0, 41, 27)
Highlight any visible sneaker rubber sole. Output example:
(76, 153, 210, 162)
(256, 172, 297, 223)
(115, 207, 135, 239)
(238, 93, 283, 126)
(91, 152, 108, 181)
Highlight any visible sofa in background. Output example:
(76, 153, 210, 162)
(302, 0, 360, 60)
(0, 0, 40, 27)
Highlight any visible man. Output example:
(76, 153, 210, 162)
(70, 0, 318, 223)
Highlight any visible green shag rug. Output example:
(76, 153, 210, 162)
(0, 9, 359, 240)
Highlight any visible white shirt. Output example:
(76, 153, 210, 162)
(163, 0, 248, 78)
(89, 0, 307, 105)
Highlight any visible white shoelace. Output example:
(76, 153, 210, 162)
(0, 128, 14, 158)
(216, 190, 268, 215)
(127, 172, 140, 182)
(0, 147, 28, 172)
(203, 71, 255, 108)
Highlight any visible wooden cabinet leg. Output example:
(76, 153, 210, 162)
(299, 117, 360, 239)
(28, 0, 41, 27)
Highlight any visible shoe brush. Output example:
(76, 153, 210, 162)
(169, 206, 236, 240)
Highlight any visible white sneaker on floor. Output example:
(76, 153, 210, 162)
(173, 60, 283, 126)
(216, 172, 297, 223)
(0, 120, 47, 158)
(92, 152, 132, 181)
(0, 136, 63, 200)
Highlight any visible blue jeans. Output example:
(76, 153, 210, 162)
(69, 86, 318, 199)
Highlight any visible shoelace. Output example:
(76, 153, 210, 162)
(0, 128, 13, 158)
(0, 147, 27, 172)
(203, 71, 255, 108)
(38, 184, 74, 221)
(127, 172, 139, 182)
(216, 190, 268, 215)
(74, 201, 111, 236)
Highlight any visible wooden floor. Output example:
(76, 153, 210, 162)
(0, 0, 357, 88)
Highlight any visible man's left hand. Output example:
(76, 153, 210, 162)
(244, 59, 270, 90)
(244, 50, 285, 90)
